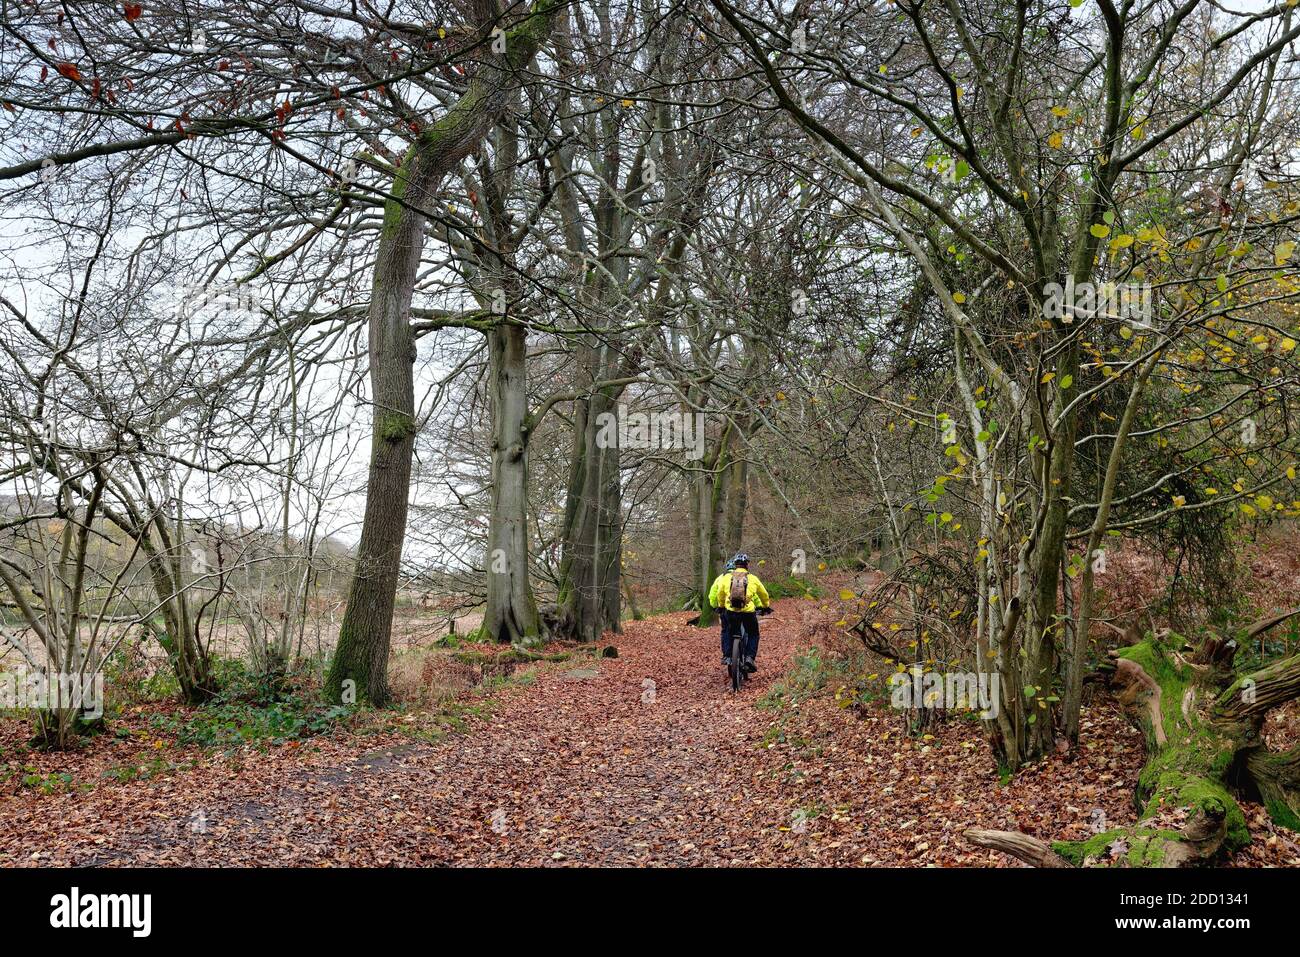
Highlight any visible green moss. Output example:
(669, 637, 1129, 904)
(1114, 640, 1158, 675)
(514, 631, 544, 651)
(1264, 799, 1300, 831)
(1135, 834, 1170, 866)
(380, 144, 417, 241)
(1126, 833, 1164, 867)
(451, 647, 574, 666)
(1053, 827, 1185, 867)
(1136, 767, 1250, 852)
(501, 0, 559, 69)
(325, 622, 375, 705)
(1053, 829, 1126, 865)
(376, 410, 416, 444)
(1115, 638, 1197, 746)
(1100, 631, 1256, 861)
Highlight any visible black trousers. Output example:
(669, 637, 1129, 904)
(723, 610, 760, 660)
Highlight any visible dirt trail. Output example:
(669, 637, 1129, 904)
(3, 602, 831, 866)
(7, 594, 1233, 867)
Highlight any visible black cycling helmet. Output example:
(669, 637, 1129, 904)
(732, 552, 749, 568)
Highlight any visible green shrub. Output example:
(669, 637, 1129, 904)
(103, 755, 197, 783)
(147, 695, 352, 749)
(5, 766, 80, 794)
(102, 641, 180, 703)
(759, 646, 841, 709)
(765, 576, 822, 600)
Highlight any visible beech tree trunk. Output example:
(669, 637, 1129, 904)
(717, 417, 749, 559)
(326, 3, 557, 704)
(597, 436, 623, 631)
(689, 414, 730, 630)
(481, 321, 544, 645)
(555, 384, 620, 643)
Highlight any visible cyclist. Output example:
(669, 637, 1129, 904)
(708, 553, 771, 673)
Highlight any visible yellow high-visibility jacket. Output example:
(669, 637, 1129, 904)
(708, 569, 771, 614)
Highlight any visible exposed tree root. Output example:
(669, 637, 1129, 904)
(965, 829, 1070, 867)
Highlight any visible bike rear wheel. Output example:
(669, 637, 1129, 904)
(729, 637, 743, 691)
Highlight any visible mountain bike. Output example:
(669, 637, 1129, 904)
(727, 623, 748, 692)
(724, 607, 773, 692)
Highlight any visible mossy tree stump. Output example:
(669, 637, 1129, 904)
(967, 611, 1300, 867)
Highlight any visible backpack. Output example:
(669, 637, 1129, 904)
(728, 569, 749, 610)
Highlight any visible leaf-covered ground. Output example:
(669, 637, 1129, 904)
(2, 597, 1298, 866)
